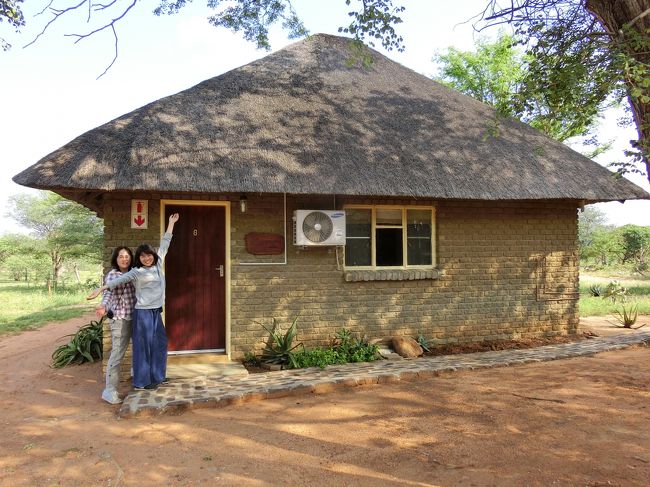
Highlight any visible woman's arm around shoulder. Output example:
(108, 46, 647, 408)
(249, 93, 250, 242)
(87, 268, 138, 301)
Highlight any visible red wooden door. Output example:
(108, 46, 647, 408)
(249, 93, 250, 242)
(164, 205, 226, 351)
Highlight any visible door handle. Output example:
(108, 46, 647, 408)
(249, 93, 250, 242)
(215, 265, 224, 277)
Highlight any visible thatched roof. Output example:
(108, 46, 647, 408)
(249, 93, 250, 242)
(13, 33, 649, 207)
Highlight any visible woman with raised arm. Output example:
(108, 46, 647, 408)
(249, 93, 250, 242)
(88, 213, 180, 390)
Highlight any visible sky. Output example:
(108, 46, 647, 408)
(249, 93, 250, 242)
(2, 0, 649, 235)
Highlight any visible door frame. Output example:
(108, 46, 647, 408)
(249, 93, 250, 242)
(160, 199, 231, 358)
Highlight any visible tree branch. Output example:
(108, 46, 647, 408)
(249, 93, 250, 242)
(25, 0, 136, 78)
(24, 0, 88, 48)
(34, 0, 56, 17)
(625, 8, 650, 30)
(94, 24, 117, 79)
(94, 0, 120, 10)
(64, 0, 135, 44)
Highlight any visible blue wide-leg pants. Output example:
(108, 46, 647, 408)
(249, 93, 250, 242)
(132, 308, 168, 388)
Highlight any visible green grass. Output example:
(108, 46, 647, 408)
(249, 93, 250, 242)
(0, 280, 95, 336)
(579, 273, 650, 316)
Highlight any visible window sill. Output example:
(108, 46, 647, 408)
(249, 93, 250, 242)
(343, 268, 443, 282)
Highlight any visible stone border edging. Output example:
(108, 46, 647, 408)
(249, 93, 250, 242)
(118, 331, 650, 419)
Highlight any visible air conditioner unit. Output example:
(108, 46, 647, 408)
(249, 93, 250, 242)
(293, 210, 346, 246)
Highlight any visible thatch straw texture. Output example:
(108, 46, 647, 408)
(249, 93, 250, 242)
(13, 34, 649, 203)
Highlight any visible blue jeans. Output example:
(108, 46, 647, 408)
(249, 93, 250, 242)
(132, 308, 168, 388)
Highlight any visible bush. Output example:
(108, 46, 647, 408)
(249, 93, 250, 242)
(292, 328, 379, 369)
(243, 352, 260, 366)
(603, 280, 627, 303)
(293, 347, 347, 368)
(252, 322, 380, 370)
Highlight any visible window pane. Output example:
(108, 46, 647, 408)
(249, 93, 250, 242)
(376, 228, 403, 266)
(376, 208, 402, 226)
(407, 209, 432, 265)
(407, 239, 432, 265)
(346, 209, 371, 238)
(346, 240, 371, 266)
(345, 209, 371, 266)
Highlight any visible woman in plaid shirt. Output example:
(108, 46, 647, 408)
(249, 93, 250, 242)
(95, 247, 136, 404)
(89, 213, 180, 391)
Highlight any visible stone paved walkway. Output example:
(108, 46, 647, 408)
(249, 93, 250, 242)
(118, 331, 650, 418)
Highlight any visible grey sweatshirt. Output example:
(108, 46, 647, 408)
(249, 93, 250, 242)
(106, 232, 172, 309)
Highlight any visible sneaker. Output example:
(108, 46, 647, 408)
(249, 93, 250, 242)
(101, 390, 122, 405)
(144, 383, 158, 390)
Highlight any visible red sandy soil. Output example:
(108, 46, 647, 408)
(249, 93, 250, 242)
(1, 313, 649, 486)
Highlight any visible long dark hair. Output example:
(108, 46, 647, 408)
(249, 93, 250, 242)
(134, 243, 160, 268)
(110, 246, 134, 271)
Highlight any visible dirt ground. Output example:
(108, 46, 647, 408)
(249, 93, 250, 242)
(1, 314, 649, 487)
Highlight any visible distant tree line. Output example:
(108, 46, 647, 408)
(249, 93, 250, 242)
(579, 207, 650, 273)
(0, 191, 103, 291)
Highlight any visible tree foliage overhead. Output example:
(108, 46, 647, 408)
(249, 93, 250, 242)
(163, 0, 404, 51)
(0, 0, 24, 50)
(432, 32, 604, 142)
(434, 34, 524, 119)
(154, 0, 309, 50)
(4, 0, 405, 76)
(155, 0, 403, 51)
(475, 0, 650, 182)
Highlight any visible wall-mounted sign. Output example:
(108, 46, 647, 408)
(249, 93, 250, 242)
(131, 200, 148, 229)
(245, 232, 284, 255)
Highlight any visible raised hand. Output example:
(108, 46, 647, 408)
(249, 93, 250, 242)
(166, 213, 180, 233)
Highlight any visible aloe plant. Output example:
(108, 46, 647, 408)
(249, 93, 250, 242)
(417, 331, 431, 353)
(51, 317, 104, 368)
(613, 304, 645, 329)
(260, 315, 303, 368)
(588, 284, 603, 297)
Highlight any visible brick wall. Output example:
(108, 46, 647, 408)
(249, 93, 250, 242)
(101, 192, 579, 368)
(230, 195, 579, 358)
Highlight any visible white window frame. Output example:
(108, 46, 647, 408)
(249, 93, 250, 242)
(344, 205, 436, 270)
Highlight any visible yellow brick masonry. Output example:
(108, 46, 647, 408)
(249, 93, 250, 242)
(101, 192, 579, 371)
(230, 195, 579, 359)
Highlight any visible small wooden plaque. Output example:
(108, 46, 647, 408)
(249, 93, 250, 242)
(245, 233, 285, 255)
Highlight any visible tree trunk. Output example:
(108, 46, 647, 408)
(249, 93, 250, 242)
(585, 0, 650, 182)
(51, 250, 63, 291)
(73, 262, 81, 284)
